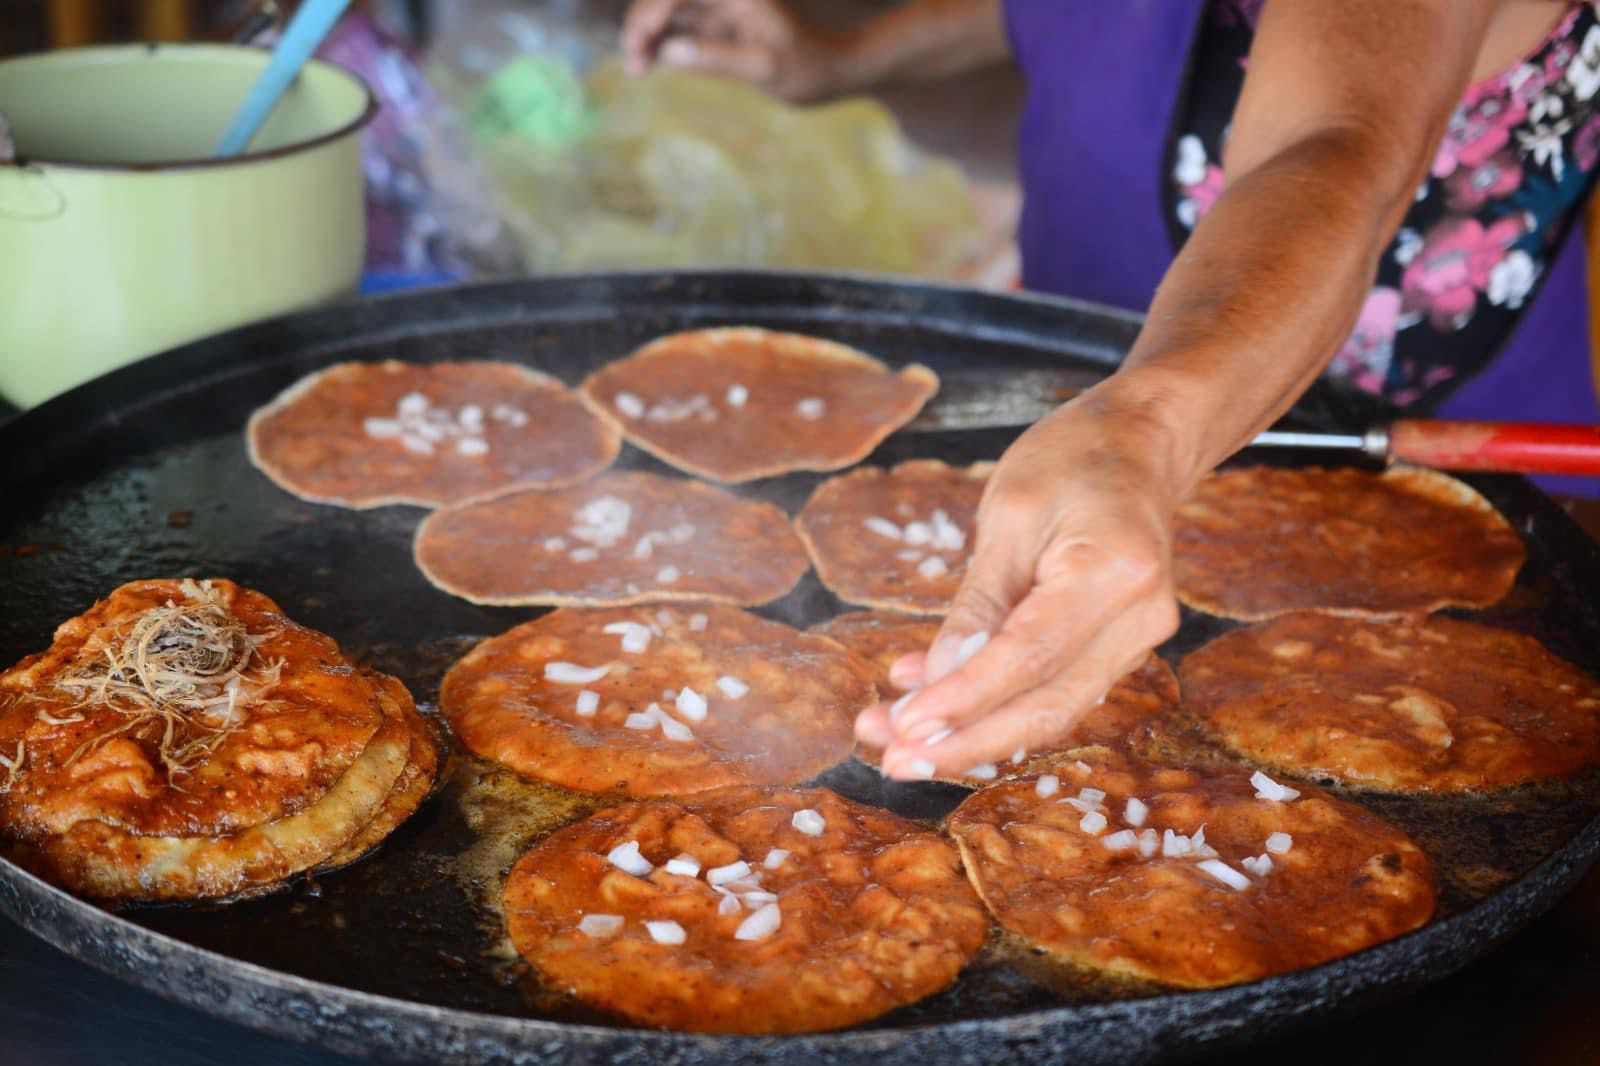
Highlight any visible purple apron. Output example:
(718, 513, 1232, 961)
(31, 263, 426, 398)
(1004, 0, 1599, 495)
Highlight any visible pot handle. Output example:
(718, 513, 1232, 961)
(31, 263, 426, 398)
(0, 166, 65, 221)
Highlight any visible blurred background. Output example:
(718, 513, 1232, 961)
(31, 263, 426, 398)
(0, 1, 1023, 292)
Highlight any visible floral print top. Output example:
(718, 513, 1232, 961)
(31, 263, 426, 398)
(1166, 0, 1600, 407)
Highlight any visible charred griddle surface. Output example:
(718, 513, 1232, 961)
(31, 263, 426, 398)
(1, 274, 1598, 1063)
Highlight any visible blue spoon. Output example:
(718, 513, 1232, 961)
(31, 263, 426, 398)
(215, 0, 353, 158)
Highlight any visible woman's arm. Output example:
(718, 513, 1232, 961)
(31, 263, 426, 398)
(621, 0, 1008, 102)
(868, 0, 1504, 777)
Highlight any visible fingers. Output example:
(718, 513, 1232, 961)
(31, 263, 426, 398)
(853, 701, 894, 748)
(655, 36, 779, 84)
(880, 597, 1176, 780)
(890, 537, 1167, 747)
(621, 0, 689, 74)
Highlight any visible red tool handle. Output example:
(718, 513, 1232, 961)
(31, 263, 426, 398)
(1389, 420, 1600, 476)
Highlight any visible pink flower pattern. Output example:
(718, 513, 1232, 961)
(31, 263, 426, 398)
(1400, 216, 1529, 330)
(1174, 1, 1600, 406)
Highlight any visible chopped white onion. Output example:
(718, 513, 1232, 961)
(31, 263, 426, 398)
(656, 565, 681, 584)
(763, 848, 789, 870)
(457, 437, 490, 457)
(1162, 829, 1192, 858)
(1075, 760, 1092, 773)
(1251, 771, 1301, 803)
(657, 714, 695, 742)
(603, 621, 654, 654)
(917, 556, 949, 579)
(791, 809, 826, 836)
(1035, 774, 1060, 798)
(903, 521, 933, 546)
(1265, 832, 1293, 855)
(458, 404, 483, 427)
(363, 417, 402, 439)
(578, 913, 623, 938)
(1241, 854, 1274, 877)
(571, 495, 632, 547)
(615, 392, 646, 419)
(1101, 829, 1138, 852)
(1079, 811, 1108, 835)
(795, 397, 826, 420)
(954, 630, 990, 667)
(400, 433, 435, 456)
(1064, 797, 1103, 814)
(606, 841, 653, 877)
(929, 509, 967, 551)
(1124, 797, 1149, 828)
(688, 613, 708, 632)
(1078, 788, 1106, 805)
(1138, 828, 1159, 857)
(664, 855, 701, 877)
(726, 383, 749, 408)
(1197, 859, 1251, 891)
(740, 890, 779, 907)
(908, 758, 937, 779)
(398, 391, 429, 416)
(624, 711, 658, 731)
(965, 763, 998, 781)
(569, 547, 599, 563)
(735, 902, 782, 941)
(706, 861, 752, 886)
(674, 687, 709, 722)
(631, 535, 655, 560)
(645, 920, 686, 945)
(897, 549, 925, 562)
(1011, 746, 1027, 764)
(864, 516, 903, 540)
(575, 690, 600, 717)
(718, 893, 742, 916)
(543, 536, 568, 552)
(545, 662, 612, 684)
(715, 676, 748, 700)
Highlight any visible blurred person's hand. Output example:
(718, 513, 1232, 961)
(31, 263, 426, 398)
(622, 0, 1010, 103)
(622, 0, 849, 102)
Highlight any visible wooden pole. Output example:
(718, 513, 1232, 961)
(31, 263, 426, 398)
(46, 0, 104, 47)
(135, 0, 194, 41)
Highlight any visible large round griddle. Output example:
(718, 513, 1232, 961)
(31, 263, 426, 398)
(2, 271, 1600, 1064)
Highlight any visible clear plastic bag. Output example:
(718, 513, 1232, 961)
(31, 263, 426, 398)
(420, 3, 981, 279)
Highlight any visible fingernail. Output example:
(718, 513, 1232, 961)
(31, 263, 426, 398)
(889, 690, 917, 726)
(903, 718, 949, 743)
(659, 38, 698, 64)
(906, 758, 937, 780)
(1094, 689, 1108, 706)
(1011, 746, 1027, 764)
(953, 630, 990, 667)
(922, 727, 953, 747)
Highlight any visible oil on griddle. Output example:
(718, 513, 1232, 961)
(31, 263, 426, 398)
(2, 305, 1599, 1033)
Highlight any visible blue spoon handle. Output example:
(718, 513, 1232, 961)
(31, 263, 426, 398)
(215, 0, 353, 158)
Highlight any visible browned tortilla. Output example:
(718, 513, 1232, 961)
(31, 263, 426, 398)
(247, 360, 621, 509)
(413, 471, 810, 607)
(441, 606, 872, 796)
(795, 460, 990, 614)
(0, 579, 430, 901)
(503, 786, 988, 1032)
(947, 749, 1436, 989)
(1172, 465, 1524, 620)
(579, 327, 938, 483)
(1179, 612, 1600, 794)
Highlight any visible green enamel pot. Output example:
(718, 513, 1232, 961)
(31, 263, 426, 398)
(0, 44, 377, 408)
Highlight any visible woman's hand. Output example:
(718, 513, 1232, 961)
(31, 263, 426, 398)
(856, 383, 1188, 779)
(621, 0, 850, 102)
